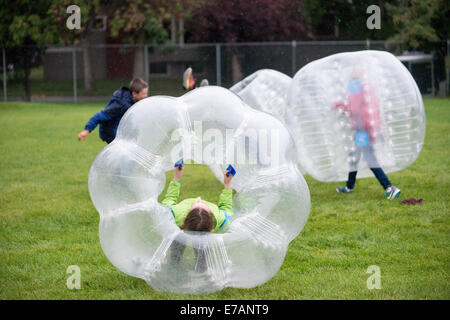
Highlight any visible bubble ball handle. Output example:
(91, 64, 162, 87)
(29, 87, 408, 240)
(174, 158, 184, 170)
(226, 164, 236, 177)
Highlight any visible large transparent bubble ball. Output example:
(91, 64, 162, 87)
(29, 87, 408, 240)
(230, 69, 292, 121)
(230, 52, 425, 182)
(287, 50, 425, 181)
(88, 86, 310, 294)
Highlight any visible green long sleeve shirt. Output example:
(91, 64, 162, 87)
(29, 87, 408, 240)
(161, 180, 234, 233)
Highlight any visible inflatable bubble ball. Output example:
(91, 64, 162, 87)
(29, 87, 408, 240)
(88, 86, 310, 294)
(229, 51, 425, 182)
(286, 50, 425, 181)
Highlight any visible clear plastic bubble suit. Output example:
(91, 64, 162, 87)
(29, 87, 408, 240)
(287, 50, 425, 181)
(228, 69, 306, 176)
(231, 51, 425, 182)
(88, 86, 310, 294)
(230, 69, 292, 121)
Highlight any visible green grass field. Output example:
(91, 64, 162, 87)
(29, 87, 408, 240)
(0, 98, 449, 299)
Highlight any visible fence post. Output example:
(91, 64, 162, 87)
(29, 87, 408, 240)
(291, 40, 297, 76)
(72, 47, 77, 103)
(447, 39, 449, 95)
(2, 48, 7, 102)
(366, 39, 371, 50)
(144, 44, 149, 84)
(431, 55, 435, 96)
(216, 44, 221, 86)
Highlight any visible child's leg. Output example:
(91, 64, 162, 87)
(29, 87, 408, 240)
(374, 168, 402, 200)
(362, 144, 381, 168)
(194, 246, 207, 273)
(362, 144, 394, 189)
(169, 237, 186, 265)
(346, 171, 358, 189)
(348, 143, 363, 172)
(346, 144, 362, 189)
(370, 168, 392, 189)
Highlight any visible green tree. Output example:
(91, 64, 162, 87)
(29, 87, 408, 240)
(109, 0, 170, 79)
(386, 0, 447, 50)
(0, 0, 57, 101)
(187, 0, 308, 83)
(49, 0, 120, 93)
(164, 0, 205, 44)
(109, 0, 203, 79)
(304, 0, 398, 40)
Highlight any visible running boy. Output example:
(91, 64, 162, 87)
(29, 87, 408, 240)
(77, 78, 148, 144)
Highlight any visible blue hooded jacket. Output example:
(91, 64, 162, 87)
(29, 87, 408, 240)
(85, 87, 135, 143)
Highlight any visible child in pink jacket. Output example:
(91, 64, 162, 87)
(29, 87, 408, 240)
(334, 70, 401, 200)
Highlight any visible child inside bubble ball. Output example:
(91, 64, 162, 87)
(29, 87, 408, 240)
(333, 66, 401, 200)
(161, 163, 234, 271)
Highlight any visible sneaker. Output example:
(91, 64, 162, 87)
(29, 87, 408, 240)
(385, 185, 401, 200)
(336, 186, 353, 193)
(200, 79, 209, 87)
(182, 67, 196, 91)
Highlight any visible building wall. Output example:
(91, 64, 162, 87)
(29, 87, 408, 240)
(43, 31, 107, 81)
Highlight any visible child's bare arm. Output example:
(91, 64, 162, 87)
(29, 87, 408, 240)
(219, 170, 234, 216)
(173, 164, 184, 182)
(223, 170, 233, 189)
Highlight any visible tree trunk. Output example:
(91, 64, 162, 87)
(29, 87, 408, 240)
(171, 15, 176, 44)
(22, 47, 31, 101)
(178, 17, 184, 45)
(23, 67, 30, 101)
(171, 15, 185, 45)
(133, 38, 145, 79)
(82, 38, 95, 92)
(231, 50, 242, 84)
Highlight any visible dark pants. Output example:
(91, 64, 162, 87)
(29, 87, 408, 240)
(346, 168, 392, 190)
(170, 237, 207, 273)
(347, 143, 391, 190)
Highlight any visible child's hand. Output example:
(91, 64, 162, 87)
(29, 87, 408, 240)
(223, 170, 233, 189)
(174, 165, 184, 182)
(78, 130, 89, 141)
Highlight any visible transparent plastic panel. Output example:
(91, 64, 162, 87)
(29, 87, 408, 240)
(287, 50, 425, 181)
(229, 51, 425, 182)
(89, 86, 310, 294)
(230, 69, 292, 121)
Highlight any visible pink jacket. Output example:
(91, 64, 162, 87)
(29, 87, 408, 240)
(333, 81, 381, 142)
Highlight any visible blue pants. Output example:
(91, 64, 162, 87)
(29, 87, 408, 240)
(346, 144, 392, 190)
(346, 168, 392, 190)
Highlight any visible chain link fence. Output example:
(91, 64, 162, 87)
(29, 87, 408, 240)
(1, 40, 448, 102)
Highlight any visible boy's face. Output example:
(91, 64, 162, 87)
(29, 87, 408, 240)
(132, 87, 148, 101)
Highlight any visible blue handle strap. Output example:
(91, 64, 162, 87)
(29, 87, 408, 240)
(163, 205, 175, 218)
(220, 210, 231, 229)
